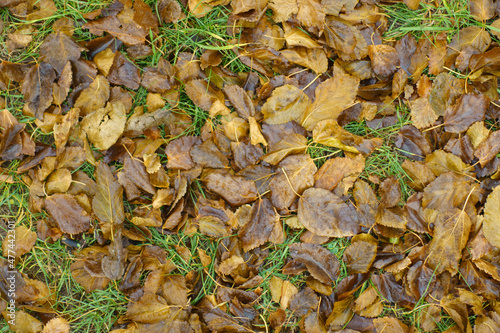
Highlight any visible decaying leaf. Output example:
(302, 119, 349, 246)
(288, 243, 340, 284)
(298, 187, 359, 237)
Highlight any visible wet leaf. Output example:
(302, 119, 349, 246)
(474, 130, 500, 167)
(343, 234, 378, 274)
(42, 317, 70, 333)
(425, 150, 473, 176)
(21, 62, 56, 120)
(40, 32, 84, 75)
(93, 161, 125, 224)
(3, 310, 43, 333)
(289, 243, 340, 284)
(444, 93, 488, 133)
(117, 154, 156, 201)
(282, 47, 328, 74)
(298, 187, 359, 237)
(426, 208, 472, 275)
(314, 154, 364, 194)
(223, 85, 255, 120)
(73, 75, 110, 117)
(324, 16, 368, 61)
(373, 317, 409, 333)
(270, 154, 316, 211)
(262, 133, 308, 165)
(2, 226, 36, 258)
(204, 170, 258, 207)
(469, 0, 496, 21)
(239, 198, 282, 251)
(301, 74, 360, 130)
(261, 85, 310, 125)
(484, 185, 500, 247)
(81, 102, 126, 150)
(45, 194, 91, 234)
(108, 52, 140, 90)
(368, 45, 399, 77)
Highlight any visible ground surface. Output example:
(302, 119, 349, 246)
(1, 0, 500, 332)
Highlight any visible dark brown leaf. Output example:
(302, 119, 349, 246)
(239, 198, 282, 251)
(21, 62, 56, 120)
(474, 130, 500, 167)
(204, 170, 258, 207)
(45, 194, 91, 234)
(289, 243, 340, 284)
(298, 187, 360, 237)
(165, 136, 201, 170)
(343, 234, 378, 274)
(40, 32, 84, 75)
(108, 52, 140, 90)
(444, 93, 488, 133)
(270, 154, 316, 211)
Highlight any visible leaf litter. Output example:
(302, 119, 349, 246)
(1, 0, 500, 332)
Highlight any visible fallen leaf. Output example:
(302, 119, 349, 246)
(289, 243, 340, 284)
(298, 187, 360, 237)
(261, 85, 310, 125)
(239, 198, 282, 251)
(93, 161, 125, 224)
(483, 185, 500, 247)
(343, 234, 378, 274)
(21, 62, 56, 120)
(301, 74, 360, 130)
(40, 32, 84, 75)
(80, 102, 126, 150)
(204, 170, 258, 207)
(45, 194, 91, 234)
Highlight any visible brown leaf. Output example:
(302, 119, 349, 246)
(261, 85, 310, 125)
(42, 317, 70, 333)
(440, 295, 472, 333)
(313, 119, 382, 155)
(80, 102, 126, 150)
(343, 234, 378, 274)
(239, 198, 282, 251)
(93, 161, 125, 224)
(298, 187, 360, 237)
(474, 130, 500, 167)
(53, 108, 79, 155)
(314, 154, 364, 194)
(262, 133, 308, 165)
(45, 194, 91, 234)
(83, 9, 147, 46)
(73, 75, 110, 117)
(165, 136, 201, 170)
(185, 79, 224, 111)
(268, 0, 298, 23)
(3, 310, 43, 333)
(102, 229, 126, 280)
(117, 154, 156, 201)
(368, 44, 399, 77)
(483, 185, 500, 248)
(429, 73, 465, 117)
(190, 140, 229, 168)
(289, 243, 340, 284)
(52, 61, 72, 106)
(469, 0, 496, 21)
(296, 0, 325, 35)
(2, 226, 36, 258)
(444, 93, 488, 133)
(45, 168, 72, 195)
(281, 47, 328, 74)
(422, 172, 474, 211)
(204, 170, 258, 207)
(270, 154, 316, 211)
(425, 150, 474, 176)
(223, 85, 255, 120)
(426, 208, 472, 275)
(409, 96, 438, 130)
(301, 74, 360, 130)
(40, 32, 84, 75)
(401, 160, 435, 191)
(379, 177, 401, 208)
(21, 62, 56, 120)
(124, 293, 180, 323)
(108, 52, 140, 90)
(325, 16, 368, 61)
(373, 317, 409, 333)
